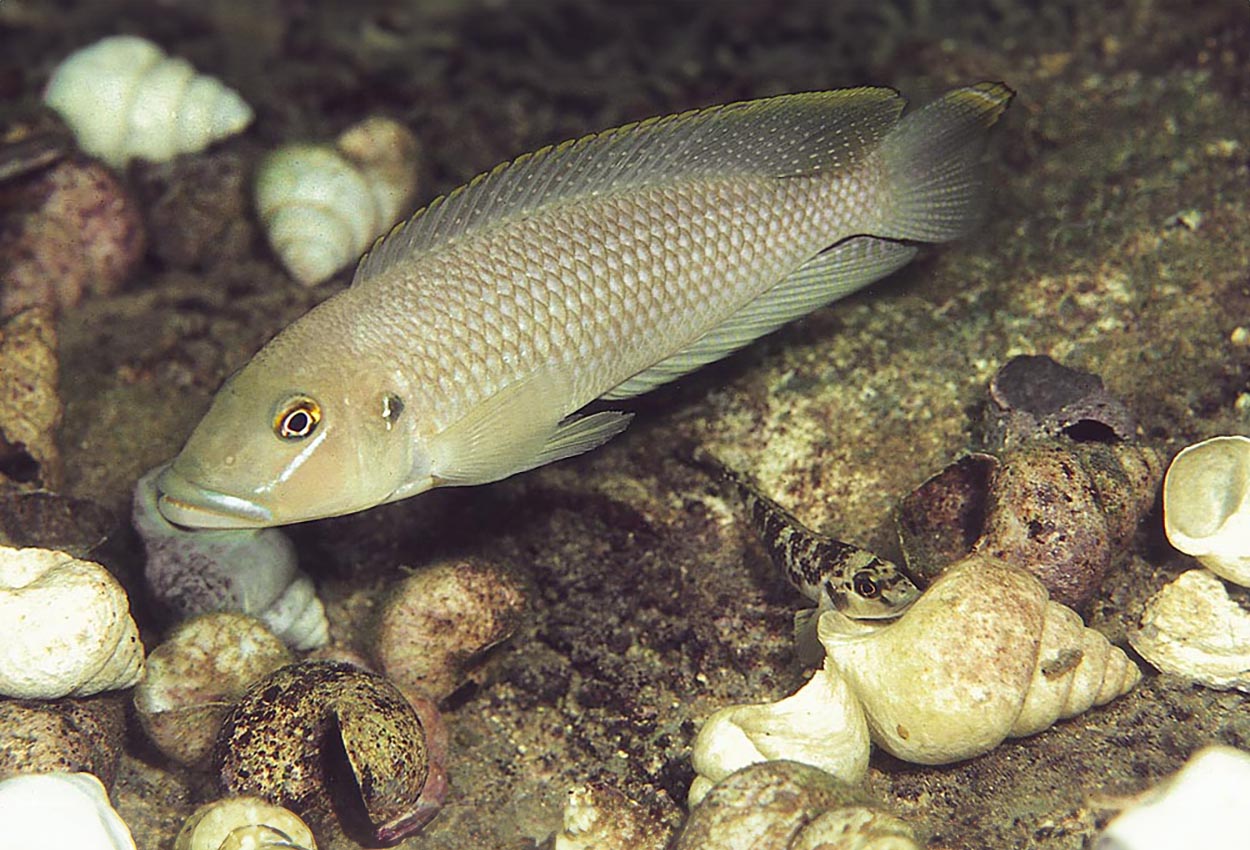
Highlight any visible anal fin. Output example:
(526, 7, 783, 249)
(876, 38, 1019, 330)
(603, 235, 918, 400)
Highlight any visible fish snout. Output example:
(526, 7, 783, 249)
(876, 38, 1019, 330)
(155, 465, 274, 529)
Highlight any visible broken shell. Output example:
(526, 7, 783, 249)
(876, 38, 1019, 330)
(133, 613, 293, 765)
(373, 557, 527, 703)
(0, 545, 144, 699)
(0, 157, 145, 319)
(0, 309, 62, 489)
(43, 35, 253, 168)
(688, 659, 870, 807)
(555, 783, 676, 850)
(817, 554, 1140, 764)
(975, 440, 1164, 608)
(174, 796, 316, 850)
(1129, 569, 1250, 692)
(214, 661, 434, 846)
(1095, 746, 1250, 850)
(0, 694, 126, 788)
(674, 761, 920, 850)
(0, 772, 137, 849)
(133, 465, 329, 651)
(981, 354, 1137, 450)
(255, 116, 420, 286)
(1162, 435, 1250, 585)
(898, 441, 1163, 607)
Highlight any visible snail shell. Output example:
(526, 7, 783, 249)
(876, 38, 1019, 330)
(0, 772, 137, 849)
(213, 661, 433, 846)
(0, 694, 126, 788)
(817, 554, 1140, 764)
(133, 465, 329, 651)
(0, 545, 144, 699)
(1162, 435, 1250, 586)
(43, 35, 253, 168)
(688, 658, 870, 807)
(1129, 569, 1250, 692)
(255, 116, 420, 286)
(373, 557, 527, 703)
(674, 761, 920, 850)
(133, 613, 293, 766)
(174, 796, 315, 850)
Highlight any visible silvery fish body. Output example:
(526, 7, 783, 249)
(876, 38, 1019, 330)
(157, 83, 1012, 529)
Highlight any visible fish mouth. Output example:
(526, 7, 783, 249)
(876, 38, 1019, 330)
(155, 465, 274, 529)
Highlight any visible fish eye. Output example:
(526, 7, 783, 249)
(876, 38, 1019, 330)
(852, 571, 880, 599)
(274, 395, 321, 440)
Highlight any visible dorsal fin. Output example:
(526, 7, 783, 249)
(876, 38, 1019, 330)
(353, 88, 906, 284)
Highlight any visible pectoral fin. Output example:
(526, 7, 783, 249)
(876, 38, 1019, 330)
(429, 370, 632, 486)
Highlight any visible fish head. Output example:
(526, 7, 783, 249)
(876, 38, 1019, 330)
(824, 555, 922, 620)
(156, 353, 422, 529)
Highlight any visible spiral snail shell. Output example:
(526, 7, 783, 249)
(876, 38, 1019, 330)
(43, 36, 253, 168)
(255, 116, 421, 286)
(0, 545, 144, 699)
(1162, 435, 1250, 585)
(174, 796, 316, 850)
(817, 554, 1141, 764)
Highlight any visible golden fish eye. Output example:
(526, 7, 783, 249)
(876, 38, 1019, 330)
(274, 396, 321, 440)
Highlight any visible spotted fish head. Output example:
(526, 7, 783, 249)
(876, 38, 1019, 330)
(822, 556, 921, 619)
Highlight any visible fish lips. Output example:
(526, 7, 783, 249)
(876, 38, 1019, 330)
(155, 465, 274, 529)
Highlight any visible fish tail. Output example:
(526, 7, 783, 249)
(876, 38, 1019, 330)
(876, 81, 1014, 243)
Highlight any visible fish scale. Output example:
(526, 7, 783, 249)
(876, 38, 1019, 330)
(156, 83, 1012, 529)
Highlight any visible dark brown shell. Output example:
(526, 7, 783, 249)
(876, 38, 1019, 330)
(213, 660, 430, 846)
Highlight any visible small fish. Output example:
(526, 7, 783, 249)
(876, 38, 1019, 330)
(694, 449, 920, 620)
(157, 82, 1012, 529)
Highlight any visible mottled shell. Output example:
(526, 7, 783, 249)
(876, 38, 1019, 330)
(0, 158, 145, 320)
(0, 310, 62, 488)
(175, 796, 316, 850)
(675, 761, 920, 850)
(255, 116, 420, 286)
(133, 466, 329, 651)
(1162, 435, 1250, 586)
(898, 441, 1163, 608)
(43, 35, 253, 168)
(373, 557, 526, 702)
(0, 772, 136, 849)
(688, 658, 870, 807)
(213, 661, 431, 846)
(0, 545, 144, 699)
(0, 694, 126, 788)
(555, 783, 676, 850)
(1130, 569, 1250, 692)
(133, 613, 293, 765)
(817, 555, 1140, 764)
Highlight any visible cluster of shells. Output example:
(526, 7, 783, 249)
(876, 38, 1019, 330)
(680, 355, 1250, 848)
(3, 33, 421, 325)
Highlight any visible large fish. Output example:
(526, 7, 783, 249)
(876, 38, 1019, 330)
(157, 82, 1013, 529)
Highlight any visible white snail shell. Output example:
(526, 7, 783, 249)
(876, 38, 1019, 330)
(174, 796, 316, 850)
(817, 554, 1141, 764)
(1129, 569, 1250, 692)
(43, 35, 253, 168)
(688, 658, 870, 807)
(0, 772, 137, 850)
(0, 545, 144, 699)
(1162, 435, 1250, 586)
(255, 116, 420, 286)
(1095, 746, 1250, 850)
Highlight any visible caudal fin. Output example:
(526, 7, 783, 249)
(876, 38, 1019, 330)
(876, 81, 1014, 243)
